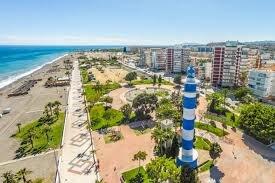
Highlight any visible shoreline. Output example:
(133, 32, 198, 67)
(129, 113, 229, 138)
(0, 54, 69, 91)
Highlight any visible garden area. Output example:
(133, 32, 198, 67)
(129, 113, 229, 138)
(14, 101, 64, 158)
(89, 104, 124, 130)
(195, 136, 212, 151)
(195, 121, 229, 137)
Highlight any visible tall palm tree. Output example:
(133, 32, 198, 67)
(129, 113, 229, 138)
(53, 101, 61, 110)
(1, 171, 16, 183)
(16, 168, 32, 183)
(53, 100, 61, 117)
(16, 123, 22, 133)
(42, 124, 52, 144)
(46, 102, 54, 116)
(27, 130, 37, 149)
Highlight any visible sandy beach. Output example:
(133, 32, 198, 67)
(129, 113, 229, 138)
(0, 53, 74, 162)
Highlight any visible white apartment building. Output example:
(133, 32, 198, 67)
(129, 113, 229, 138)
(222, 44, 242, 86)
(248, 69, 275, 98)
(173, 48, 183, 73)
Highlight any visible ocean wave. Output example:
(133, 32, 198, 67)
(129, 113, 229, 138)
(0, 54, 68, 89)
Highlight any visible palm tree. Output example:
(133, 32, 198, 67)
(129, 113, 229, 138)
(151, 126, 174, 155)
(152, 74, 157, 87)
(1, 171, 16, 183)
(94, 81, 102, 96)
(158, 75, 162, 88)
(42, 124, 52, 144)
(16, 168, 32, 183)
(27, 129, 37, 149)
(16, 123, 22, 133)
(53, 100, 61, 117)
(46, 102, 54, 116)
(209, 142, 223, 161)
(53, 101, 61, 111)
(132, 151, 147, 173)
(65, 71, 71, 80)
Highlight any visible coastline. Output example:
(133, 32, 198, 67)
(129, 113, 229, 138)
(0, 54, 69, 91)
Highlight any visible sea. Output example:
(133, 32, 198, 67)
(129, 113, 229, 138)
(0, 45, 122, 89)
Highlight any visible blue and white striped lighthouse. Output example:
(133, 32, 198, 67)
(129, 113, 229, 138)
(177, 66, 198, 169)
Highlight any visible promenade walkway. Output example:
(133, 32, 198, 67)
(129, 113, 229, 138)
(56, 61, 97, 183)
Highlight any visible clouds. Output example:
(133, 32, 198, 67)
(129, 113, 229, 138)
(0, 35, 157, 45)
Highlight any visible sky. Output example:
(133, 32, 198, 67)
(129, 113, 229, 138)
(0, 0, 275, 45)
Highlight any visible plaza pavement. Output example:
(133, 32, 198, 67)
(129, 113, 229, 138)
(56, 60, 98, 183)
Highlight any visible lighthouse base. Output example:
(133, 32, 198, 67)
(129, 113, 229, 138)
(176, 148, 198, 169)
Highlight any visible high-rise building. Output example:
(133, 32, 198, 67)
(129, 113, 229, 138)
(151, 48, 166, 70)
(211, 41, 247, 87)
(166, 46, 190, 73)
(166, 48, 174, 73)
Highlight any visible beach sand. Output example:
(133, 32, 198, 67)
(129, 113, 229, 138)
(0, 54, 75, 162)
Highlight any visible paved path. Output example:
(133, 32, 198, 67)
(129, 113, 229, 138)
(57, 61, 97, 183)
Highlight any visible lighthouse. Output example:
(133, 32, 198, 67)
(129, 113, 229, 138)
(177, 66, 198, 169)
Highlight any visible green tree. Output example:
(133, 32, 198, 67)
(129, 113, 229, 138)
(120, 104, 132, 122)
(151, 126, 174, 155)
(209, 142, 223, 160)
(234, 87, 252, 102)
(16, 168, 32, 183)
(42, 124, 52, 144)
(146, 156, 180, 183)
(45, 102, 54, 116)
(125, 72, 137, 85)
(173, 74, 182, 85)
(239, 103, 275, 143)
(152, 74, 157, 87)
(132, 151, 147, 173)
(27, 129, 37, 149)
(180, 166, 199, 183)
(101, 96, 113, 108)
(94, 81, 103, 96)
(1, 171, 17, 183)
(132, 93, 158, 120)
(158, 75, 162, 88)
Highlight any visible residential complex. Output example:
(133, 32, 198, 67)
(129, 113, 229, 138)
(139, 46, 191, 73)
(211, 41, 246, 87)
(248, 67, 275, 98)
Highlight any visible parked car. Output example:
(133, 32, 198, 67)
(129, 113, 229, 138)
(2, 108, 11, 114)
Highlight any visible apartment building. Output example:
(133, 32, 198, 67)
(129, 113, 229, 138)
(211, 41, 246, 87)
(151, 48, 166, 70)
(248, 68, 275, 98)
(197, 62, 212, 80)
(166, 48, 174, 73)
(166, 46, 190, 73)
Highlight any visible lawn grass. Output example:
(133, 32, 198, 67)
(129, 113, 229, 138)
(90, 104, 124, 130)
(195, 136, 212, 150)
(80, 68, 89, 84)
(14, 113, 65, 158)
(122, 167, 149, 183)
(84, 82, 121, 102)
(199, 160, 214, 173)
(132, 79, 173, 86)
(205, 112, 240, 127)
(195, 121, 229, 137)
